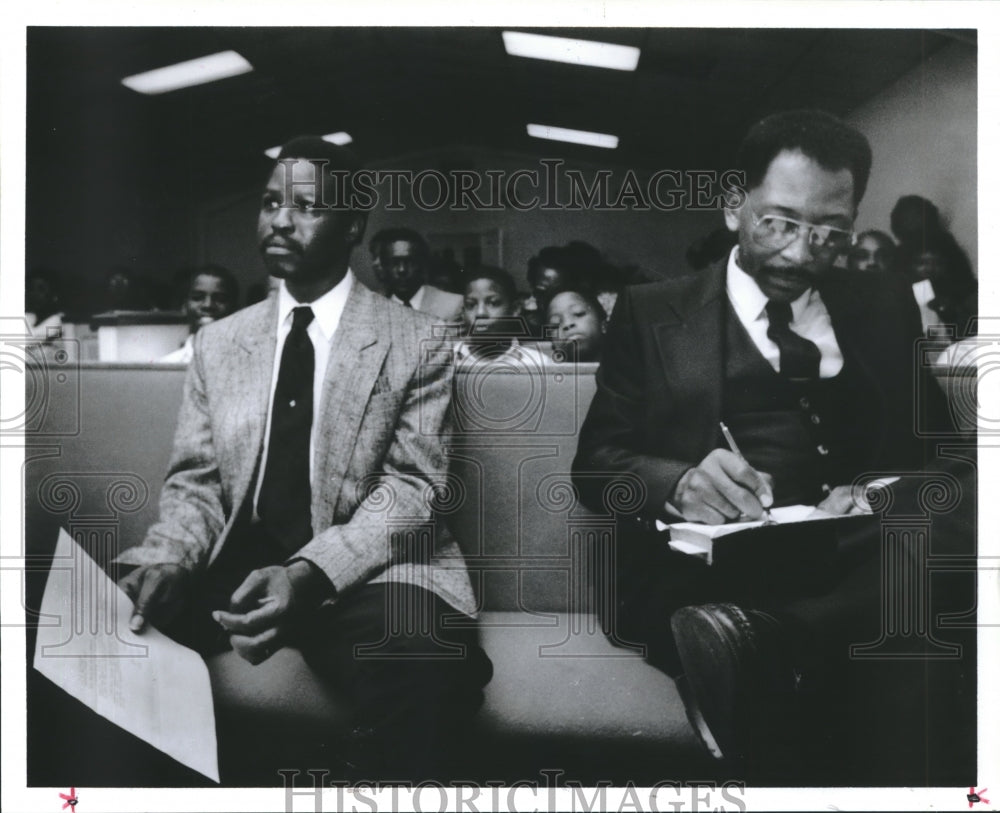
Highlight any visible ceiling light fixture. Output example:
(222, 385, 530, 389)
(527, 123, 619, 149)
(264, 131, 354, 159)
(121, 50, 253, 95)
(502, 31, 639, 71)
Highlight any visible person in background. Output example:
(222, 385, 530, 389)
(25, 267, 65, 343)
(544, 286, 607, 364)
(428, 254, 464, 294)
(564, 240, 624, 318)
(159, 265, 240, 363)
(456, 266, 545, 367)
(523, 246, 579, 337)
(847, 229, 897, 274)
(102, 266, 154, 312)
(377, 227, 463, 322)
(367, 230, 389, 293)
(906, 237, 978, 336)
(890, 194, 977, 336)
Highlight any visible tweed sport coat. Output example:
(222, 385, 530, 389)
(116, 278, 477, 617)
(415, 285, 464, 323)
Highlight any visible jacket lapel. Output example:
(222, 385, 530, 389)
(651, 261, 728, 459)
(227, 297, 279, 519)
(313, 280, 388, 528)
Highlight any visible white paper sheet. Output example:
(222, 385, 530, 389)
(33, 528, 219, 782)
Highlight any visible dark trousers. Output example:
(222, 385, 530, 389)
(605, 457, 977, 784)
(164, 524, 493, 782)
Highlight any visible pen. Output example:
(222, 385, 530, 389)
(719, 421, 775, 524)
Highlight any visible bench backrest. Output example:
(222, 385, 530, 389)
(23, 362, 603, 612)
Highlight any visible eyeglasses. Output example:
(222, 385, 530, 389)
(748, 208, 856, 253)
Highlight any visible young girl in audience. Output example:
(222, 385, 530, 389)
(456, 267, 546, 367)
(544, 287, 607, 364)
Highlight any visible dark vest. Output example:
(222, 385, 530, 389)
(721, 301, 870, 506)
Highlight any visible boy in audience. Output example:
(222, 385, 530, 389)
(456, 266, 545, 367)
(159, 265, 239, 363)
(544, 287, 607, 364)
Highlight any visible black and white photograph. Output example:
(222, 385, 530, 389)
(2, 4, 996, 811)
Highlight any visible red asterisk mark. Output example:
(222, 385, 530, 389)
(59, 787, 78, 809)
(967, 787, 989, 807)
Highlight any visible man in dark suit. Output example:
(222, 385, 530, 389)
(117, 136, 491, 780)
(572, 110, 973, 780)
(377, 227, 464, 322)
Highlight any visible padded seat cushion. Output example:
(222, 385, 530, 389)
(476, 613, 701, 750)
(206, 611, 700, 753)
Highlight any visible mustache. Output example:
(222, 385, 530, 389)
(262, 236, 301, 253)
(761, 264, 817, 283)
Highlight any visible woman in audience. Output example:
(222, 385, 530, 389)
(847, 230, 897, 274)
(544, 286, 607, 364)
(456, 266, 545, 367)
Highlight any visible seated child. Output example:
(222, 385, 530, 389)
(544, 287, 607, 364)
(159, 265, 239, 363)
(457, 266, 546, 368)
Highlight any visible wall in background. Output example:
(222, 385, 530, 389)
(196, 148, 727, 298)
(25, 38, 977, 312)
(847, 39, 977, 275)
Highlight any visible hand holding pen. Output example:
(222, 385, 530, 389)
(669, 422, 776, 525)
(718, 422, 776, 525)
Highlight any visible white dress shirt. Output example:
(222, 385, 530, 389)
(159, 335, 194, 364)
(726, 247, 844, 378)
(253, 269, 354, 512)
(911, 278, 943, 332)
(391, 284, 427, 311)
(454, 338, 547, 369)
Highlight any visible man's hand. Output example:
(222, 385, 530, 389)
(808, 484, 872, 518)
(119, 563, 192, 633)
(671, 449, 774, 524)
(213, 562, 326, 665)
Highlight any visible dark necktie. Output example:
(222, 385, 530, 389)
(765, 299, 821, 381)
(258, 306, 315, 552)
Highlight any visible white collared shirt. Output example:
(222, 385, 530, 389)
(158, 334, 194, 364)
(391, 284, 426, 311)
(253, 269, 354, 512)
(725, 247, 843, 378)
(454, 337, 547, 370)
(911, 278, 943, 332)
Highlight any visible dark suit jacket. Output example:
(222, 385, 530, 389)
(572, 260, 948, 521)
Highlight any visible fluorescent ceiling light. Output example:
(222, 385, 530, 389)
(122, 50, 253, 95)
(263, 131, 354, 159)
(503, 31, 639, 71)
(527, 123, 619, 149)
(322, 131, 353, 146)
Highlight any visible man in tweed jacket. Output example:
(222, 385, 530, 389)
(116, 137, 490, 779)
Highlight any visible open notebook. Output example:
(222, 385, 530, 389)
(658, 504, 868, 565)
